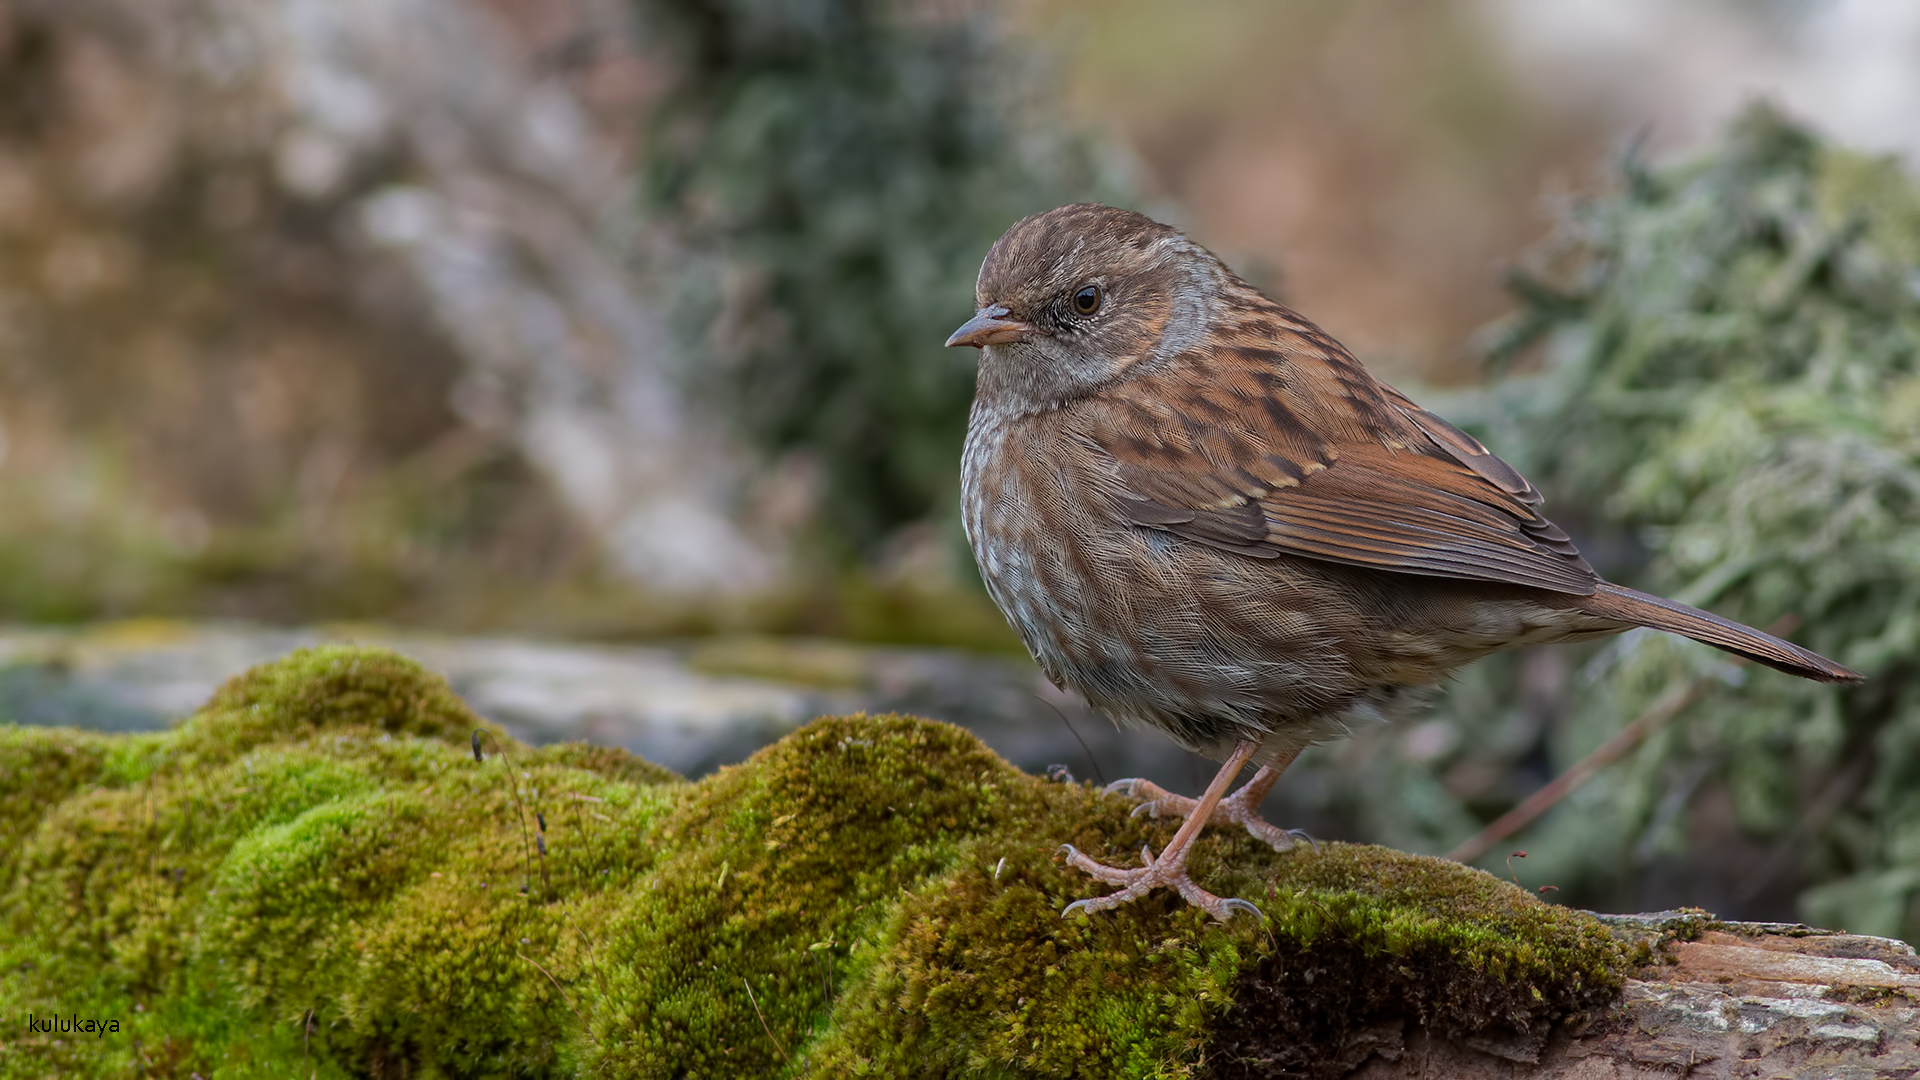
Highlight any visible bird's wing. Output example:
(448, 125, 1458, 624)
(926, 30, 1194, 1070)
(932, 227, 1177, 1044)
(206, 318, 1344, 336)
(1079, 314, 1599, 596)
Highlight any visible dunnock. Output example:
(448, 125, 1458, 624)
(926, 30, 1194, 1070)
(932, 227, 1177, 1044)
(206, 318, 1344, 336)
(947, 203, 1860, 921)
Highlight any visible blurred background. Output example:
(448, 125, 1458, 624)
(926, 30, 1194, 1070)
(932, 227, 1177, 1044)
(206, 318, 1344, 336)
(1, 0, 1917, 935)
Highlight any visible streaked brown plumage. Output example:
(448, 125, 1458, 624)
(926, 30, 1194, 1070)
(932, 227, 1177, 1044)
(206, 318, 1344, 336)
(947, 203, 1861, 921)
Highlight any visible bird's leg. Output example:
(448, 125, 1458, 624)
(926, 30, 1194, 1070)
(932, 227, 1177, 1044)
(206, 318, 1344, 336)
(1104, 746, 1314, 852)
(1060, 739, 1264, 921)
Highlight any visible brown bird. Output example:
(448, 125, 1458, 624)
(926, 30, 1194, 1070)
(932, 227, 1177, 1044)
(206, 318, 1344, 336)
(947, 203, 1861, 921)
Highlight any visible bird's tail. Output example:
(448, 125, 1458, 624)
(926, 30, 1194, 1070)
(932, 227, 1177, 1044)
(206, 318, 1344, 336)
(1580, 582, 1862, 684)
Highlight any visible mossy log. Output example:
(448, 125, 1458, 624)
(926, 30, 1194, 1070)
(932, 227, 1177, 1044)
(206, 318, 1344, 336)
(0, 646, 1908, 1078)
(1344, 912, 1920, 1078)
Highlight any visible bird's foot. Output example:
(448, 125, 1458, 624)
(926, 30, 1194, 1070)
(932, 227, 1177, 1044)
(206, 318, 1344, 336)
(1104, 777, 1317, 853)
(1057, 842, 1262, 922)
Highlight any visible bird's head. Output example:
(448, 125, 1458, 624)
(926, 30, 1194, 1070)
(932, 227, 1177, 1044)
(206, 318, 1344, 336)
(947, 203, 1226, 413)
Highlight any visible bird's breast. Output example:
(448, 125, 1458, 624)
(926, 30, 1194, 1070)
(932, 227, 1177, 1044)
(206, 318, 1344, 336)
(962, 412, 1110, 676)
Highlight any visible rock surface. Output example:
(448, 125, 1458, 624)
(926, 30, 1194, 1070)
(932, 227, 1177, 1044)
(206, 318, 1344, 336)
(0, 0, 768, 597)
(1343, 913, 1920, 1078)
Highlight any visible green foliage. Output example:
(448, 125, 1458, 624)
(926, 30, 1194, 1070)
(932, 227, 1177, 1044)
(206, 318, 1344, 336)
(636, 0, 1126, 551)
(1, 647, 1627, 1078)
(1435, 105, 1920, 932)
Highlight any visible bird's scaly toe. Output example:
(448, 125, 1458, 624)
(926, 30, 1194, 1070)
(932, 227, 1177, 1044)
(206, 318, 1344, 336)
(1059, 843, 1263, 922)
(1106, 777, 1198, 821)
(1241, 818, 1317, 853)
(1211, 786, 1317, 854)
(1058, 843, 1141, 886)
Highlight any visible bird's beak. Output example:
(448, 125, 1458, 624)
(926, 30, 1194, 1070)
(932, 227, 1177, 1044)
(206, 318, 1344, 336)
(945, 305, 1035, 348)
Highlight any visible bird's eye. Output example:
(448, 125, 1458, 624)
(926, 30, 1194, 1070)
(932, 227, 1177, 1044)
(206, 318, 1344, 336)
(1072, 284, 1102, 316)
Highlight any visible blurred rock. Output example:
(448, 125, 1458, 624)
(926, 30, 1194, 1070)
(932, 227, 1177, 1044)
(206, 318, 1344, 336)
(0, 0, 772, 611)
(0, 620, 1208, 785)
(1487, 0, 1920, 163)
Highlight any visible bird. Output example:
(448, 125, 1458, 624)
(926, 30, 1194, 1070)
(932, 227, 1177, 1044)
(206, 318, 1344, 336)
(945, 203, 1862, 922)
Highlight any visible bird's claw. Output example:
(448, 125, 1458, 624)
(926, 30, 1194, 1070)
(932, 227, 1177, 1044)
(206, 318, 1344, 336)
(1216, 897, 1266, 921)
(1103, 777, 1141, 797)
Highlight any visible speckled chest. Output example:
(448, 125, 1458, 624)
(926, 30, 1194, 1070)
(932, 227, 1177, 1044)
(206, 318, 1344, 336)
(960, 408, 1107, 679)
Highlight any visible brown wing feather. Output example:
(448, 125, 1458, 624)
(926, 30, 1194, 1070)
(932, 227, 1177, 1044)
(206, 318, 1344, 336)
(1083, 304, 1600, 596)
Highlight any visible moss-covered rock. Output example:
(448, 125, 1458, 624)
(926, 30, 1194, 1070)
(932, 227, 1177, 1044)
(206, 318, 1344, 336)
(0, 646, 1630, 1078)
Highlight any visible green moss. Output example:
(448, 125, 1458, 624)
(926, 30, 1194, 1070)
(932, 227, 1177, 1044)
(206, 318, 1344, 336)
(1, 646, 674, 1079)
(167, 644, 511, 769)
(809, 826, 1251, 1077)
(531, 738, 681, 786)
(808, 824, 1620, 1078)
(1205, 848, 1625, 1078)
(0, 647, 1630, 1080)
(574, 715, 1039, 1077)
(0, 726, 164, 863)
